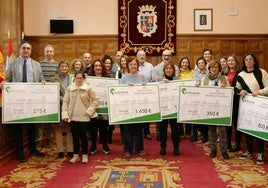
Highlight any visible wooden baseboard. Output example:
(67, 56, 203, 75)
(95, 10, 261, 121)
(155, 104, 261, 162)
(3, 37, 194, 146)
(0, 148, 16, 167)
(0, 141, 29, 167)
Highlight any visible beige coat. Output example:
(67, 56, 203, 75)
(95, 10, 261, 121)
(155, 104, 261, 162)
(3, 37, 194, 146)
(62, 82, 99, 121)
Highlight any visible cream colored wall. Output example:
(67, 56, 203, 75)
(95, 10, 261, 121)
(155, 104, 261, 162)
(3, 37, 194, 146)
(24, 0, 268, 35)
(178, 0, 268, 34)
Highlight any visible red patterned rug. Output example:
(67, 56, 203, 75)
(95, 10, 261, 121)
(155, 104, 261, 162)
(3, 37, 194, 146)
(0, 129, 268, 188)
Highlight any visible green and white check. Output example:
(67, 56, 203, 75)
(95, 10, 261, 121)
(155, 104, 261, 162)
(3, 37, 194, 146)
(238, 94, 268, 141)
(159, 79, 196, 119)
(107, 84, 162, 124)
(2, 83, 60, 124)
(178, 86, 233, 126)
(84, 76, 120, 114)
(70, 76, 120, 114)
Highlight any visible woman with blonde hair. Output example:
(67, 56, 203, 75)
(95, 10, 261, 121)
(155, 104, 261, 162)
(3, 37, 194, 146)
(70, 58, 85, 74)
(178, 57, 194, 139)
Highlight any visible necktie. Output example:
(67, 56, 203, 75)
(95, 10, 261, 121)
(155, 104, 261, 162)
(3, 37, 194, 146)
(22, 60, 27, 82)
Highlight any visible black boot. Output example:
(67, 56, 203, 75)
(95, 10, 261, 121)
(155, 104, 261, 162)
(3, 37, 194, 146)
(67, 152, 73, 158)
(173, 148, 180, 156)
(229, 145, 241, 152)
(209, 150, 217, 158)
(202, 135, 208, 143)
(160, 147, 166, 156)
(58, 152, 64, 158)
(190, 135, 198, 142)
(222, 152, 229, 160)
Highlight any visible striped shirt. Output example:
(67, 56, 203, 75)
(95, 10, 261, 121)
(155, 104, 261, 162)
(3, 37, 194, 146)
(40, 61, 59, 82)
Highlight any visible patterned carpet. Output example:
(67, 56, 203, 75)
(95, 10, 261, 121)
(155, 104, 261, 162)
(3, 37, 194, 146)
(0, 132, 268, 188)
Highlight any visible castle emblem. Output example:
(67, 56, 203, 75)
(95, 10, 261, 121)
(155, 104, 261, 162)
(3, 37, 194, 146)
(137, 5, 158, 37)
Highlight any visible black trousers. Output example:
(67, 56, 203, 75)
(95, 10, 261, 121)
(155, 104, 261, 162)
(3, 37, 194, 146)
(199, 125, 208, 138)
(143, 123, 151, 136)
(12, 124, 37, 158)
(89, 118, 109, 147)
(123, 123, 144, 153)
(245, 134, 264, 154)
(160, 119, 180, 149)
(69, 121, 88, 154)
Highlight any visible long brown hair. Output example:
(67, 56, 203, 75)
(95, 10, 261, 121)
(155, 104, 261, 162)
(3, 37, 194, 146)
(163, 62, 176, 78)
(88, 59, 109, 77)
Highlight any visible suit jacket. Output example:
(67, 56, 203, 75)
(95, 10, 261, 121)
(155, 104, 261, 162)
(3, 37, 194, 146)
(6, 57, 44, 82)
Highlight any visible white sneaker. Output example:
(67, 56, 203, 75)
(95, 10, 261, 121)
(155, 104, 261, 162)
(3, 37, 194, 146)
(82, 154, 88, 164)
(69, 154, 80, 163)
(239, 151, 252, 160)
(257, 153, 264, 165)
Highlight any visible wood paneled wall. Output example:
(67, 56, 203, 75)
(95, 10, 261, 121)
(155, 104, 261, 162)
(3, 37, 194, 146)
(0, 0, 23, 53)
(26, 34, 268, 71)
(0, 0, 24, 166)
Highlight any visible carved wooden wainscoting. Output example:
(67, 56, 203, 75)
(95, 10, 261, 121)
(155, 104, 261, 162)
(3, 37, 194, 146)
(176, 34, 268, 71)
(0, 111, 28, 166)
(26, 34, 268, 71)
(26, 35, 118, 66)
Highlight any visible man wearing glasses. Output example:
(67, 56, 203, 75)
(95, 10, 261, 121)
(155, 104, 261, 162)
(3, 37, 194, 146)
(152, 50, 179, 141)
(152, 49, 179, 82)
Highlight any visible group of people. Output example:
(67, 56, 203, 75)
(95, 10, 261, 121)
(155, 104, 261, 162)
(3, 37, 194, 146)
(1, 41, 267, 165)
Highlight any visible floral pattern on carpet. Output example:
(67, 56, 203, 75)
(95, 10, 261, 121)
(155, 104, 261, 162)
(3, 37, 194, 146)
(1, 139, 267, 188)
(82, 157, 182, 188)
(0, 148, 63, 188)
(200, 142, 268, 187)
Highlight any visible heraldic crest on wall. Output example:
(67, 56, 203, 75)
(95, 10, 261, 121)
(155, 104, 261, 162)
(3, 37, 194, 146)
(137, 5, 158, 37)
(118, 0, 176, 56)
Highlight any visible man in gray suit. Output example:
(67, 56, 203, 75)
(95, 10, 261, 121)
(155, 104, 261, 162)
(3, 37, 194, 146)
(5, 41, 45, 162)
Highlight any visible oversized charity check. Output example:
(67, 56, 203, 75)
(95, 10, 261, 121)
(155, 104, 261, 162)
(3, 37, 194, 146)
(178, 86, 233, 126)
(159, 79, 196, 119)
(107, 84, 162, 124)
(2, 83, 60, 124)
(84, 76, 120, 114)
(237, 94, 268, 141)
